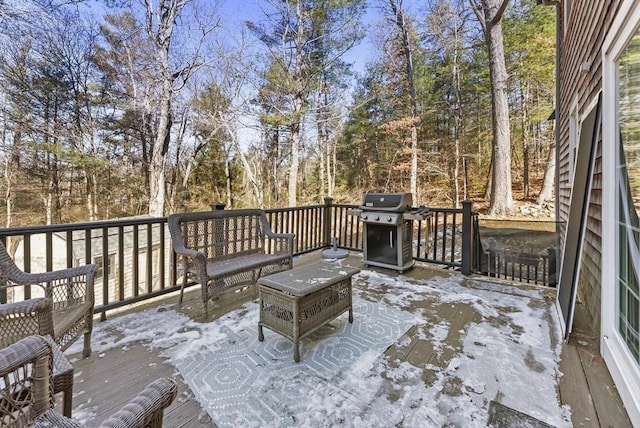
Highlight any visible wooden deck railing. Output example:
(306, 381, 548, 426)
(0, 217, 173, 319)
(1, 199, 546, 317)
(482, 241, 557, 287)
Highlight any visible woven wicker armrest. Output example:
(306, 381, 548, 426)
(0, 297, 55, 344)
(167, 231, 202, 258)
(0, 297, 52, 320)
(169, 243, 206, 265)
(99, 378, 178, 428)
(0, 334, 51, 376)
(267, 233, 295, 253)
(166, 214, 207, 279)
(263, 228, 295, 242)
(0, 335, 54, 423)
(258, 213, 294, 241)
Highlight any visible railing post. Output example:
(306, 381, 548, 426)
(461, 200, 473, 275)
(210, 202, 226, 257)
(547, 246, 557, 287)
(323, 197, 333, 247)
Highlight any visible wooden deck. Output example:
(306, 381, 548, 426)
(62, 252, 632, 428)
(559, 302, 633, 427)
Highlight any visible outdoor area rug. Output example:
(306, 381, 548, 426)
(169, 296, 416, 428)
(66, 268, 572, 427)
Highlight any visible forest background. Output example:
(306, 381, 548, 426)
(0, 0, 555, 227)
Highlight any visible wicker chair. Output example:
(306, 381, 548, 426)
(0, 298, 75, 417)
(0, 335, 178, 428)
(0, 240, 96, 357)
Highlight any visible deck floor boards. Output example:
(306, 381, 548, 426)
(560, 301, 633, 428)
(61, 253, 632, 427)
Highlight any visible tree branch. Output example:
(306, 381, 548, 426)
(490, 0, 510, 27)
(468, 0, 486, 33)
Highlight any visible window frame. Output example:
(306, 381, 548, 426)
(601, 1, 640, 421)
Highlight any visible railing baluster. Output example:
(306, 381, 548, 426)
(118, 226, 126, 298)
(132, 224, 139, 299)
(450, 213, 457, 264)
(23, 234, 31, 300)
(102, 226, 110, 304)
(0, 202, 489, 316)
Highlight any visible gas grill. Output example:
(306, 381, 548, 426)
(355, 193, 426, 272)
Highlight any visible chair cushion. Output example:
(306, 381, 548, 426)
(52, 302, 92, 344)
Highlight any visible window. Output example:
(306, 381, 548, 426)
(568, 99, 579, 185)
(617, 29, 640, 363)
(602, 1, 640, 419)
(137, 244, 161, 293)
(94, 254, 116, 279)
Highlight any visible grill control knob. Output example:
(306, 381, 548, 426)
(374, 215, 380, 221)
(361, 214, 368, 220)
(387, 216, 393, 222)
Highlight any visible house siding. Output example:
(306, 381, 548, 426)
(579, 144, 603, 334)
(557, 0, 619, 336)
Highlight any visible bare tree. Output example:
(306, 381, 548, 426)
(470, 0, 515, 215)
(386, 0, 419, 199)
(248, 0, 364, 207)
(426, 0, 472, 207)
(96, 0, 218, 217)
(144, 0, 198, 216)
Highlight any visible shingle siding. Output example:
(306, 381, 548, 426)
(558, 0, 620, 335)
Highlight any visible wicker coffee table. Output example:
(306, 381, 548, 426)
(257, 262, 360, 362)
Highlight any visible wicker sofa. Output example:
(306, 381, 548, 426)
(0, 335, 178, 427)
(0, 240, 97, 358)
(168, 209, 294, 315)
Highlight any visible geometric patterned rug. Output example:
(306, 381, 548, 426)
(171, 296, 415, 427)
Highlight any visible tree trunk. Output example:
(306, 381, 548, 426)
(145, 0, 189, 217)
(329, 138, 337, 196)
(225, 157, 232, 208)
(318, 93, 327, 199)
(3, 126, 18, 228)
(289, 116, 300, 207)
(390, 0, 419, 199)
(286, 1, 306, 208)
(453, 30, 463, 208)
(521, 80, 530, 199)
(3, 164, 13, 228)
(537, 142, 555, 205)
(225, 122, 263, 207)
(148, 90, 170, 217)
(472, 0, 514, 215)
(86, 174, 95, 221)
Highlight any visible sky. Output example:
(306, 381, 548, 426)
(216, 0, 426, 76)
(65, 261, 573, 428)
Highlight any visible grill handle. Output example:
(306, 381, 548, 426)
(390, 230, 394, 248)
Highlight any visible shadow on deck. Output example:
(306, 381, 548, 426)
(63, 252, 632, 428)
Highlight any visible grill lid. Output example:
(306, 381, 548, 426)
(360, 193, 413, 212)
